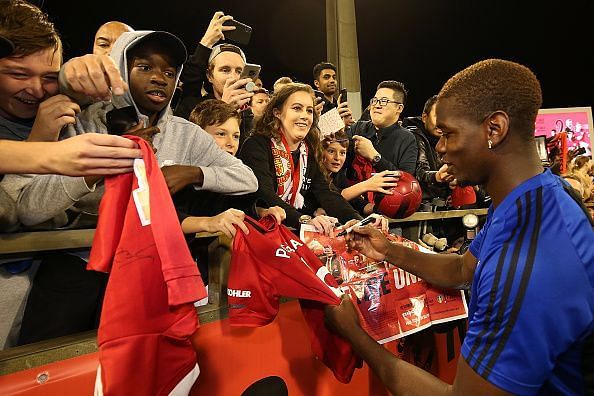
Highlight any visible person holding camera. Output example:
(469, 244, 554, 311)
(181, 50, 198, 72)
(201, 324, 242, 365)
(312, 61, 354, 126)
(174, 11, 256, 142)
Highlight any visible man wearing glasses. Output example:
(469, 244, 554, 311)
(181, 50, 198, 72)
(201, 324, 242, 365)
(347, 80, 418, 176)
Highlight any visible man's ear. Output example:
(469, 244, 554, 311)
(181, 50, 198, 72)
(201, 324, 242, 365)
(313, 80, 320, 89)
(421, 112, 428, 124)
(485, 111, 510, 149)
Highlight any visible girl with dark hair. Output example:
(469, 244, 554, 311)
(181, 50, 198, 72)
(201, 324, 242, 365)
(239, 83, 363, 235)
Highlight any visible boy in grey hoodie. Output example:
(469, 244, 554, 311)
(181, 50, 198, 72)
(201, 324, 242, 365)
(16, 31, 258, 344)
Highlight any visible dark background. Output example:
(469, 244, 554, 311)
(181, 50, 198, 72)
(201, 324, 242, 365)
(42, 0, 592, 116)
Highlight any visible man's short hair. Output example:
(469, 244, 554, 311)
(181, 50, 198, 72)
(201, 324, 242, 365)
(438, 59, 542, 140)
(0, 0, 61, 58)
(377, 80, 407, 105)
(189, 99, 240, 129)
(313, 62, 337, 81)
(423, 95, 438, 116)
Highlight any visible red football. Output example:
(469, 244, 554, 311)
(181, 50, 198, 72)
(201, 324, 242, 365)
(374, 171, 422, 219)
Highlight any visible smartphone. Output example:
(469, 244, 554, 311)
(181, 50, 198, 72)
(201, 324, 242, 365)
(240, 63, 261, 81)
(313, 89, 325, 101)
(223, 19, 252, 45)
(106, 106, 139, 135)
(339, 88, 348, 104)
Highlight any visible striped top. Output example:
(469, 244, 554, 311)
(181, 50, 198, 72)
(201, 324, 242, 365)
(464, 169, 594, 395)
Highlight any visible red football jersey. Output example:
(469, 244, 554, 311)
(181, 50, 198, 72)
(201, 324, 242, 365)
(88, 136, 207, 396)
(228, 216, 362, 383)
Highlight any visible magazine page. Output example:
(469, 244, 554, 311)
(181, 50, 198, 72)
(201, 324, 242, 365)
(300, 225, 468, 344)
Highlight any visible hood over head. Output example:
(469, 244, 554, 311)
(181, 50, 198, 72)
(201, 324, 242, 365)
(108, 30, 187, 117)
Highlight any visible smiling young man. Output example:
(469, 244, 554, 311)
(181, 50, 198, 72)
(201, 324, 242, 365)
(313, 62, 337, 113)
(325, 59, 594, 395)
(347, 80, 417, 176)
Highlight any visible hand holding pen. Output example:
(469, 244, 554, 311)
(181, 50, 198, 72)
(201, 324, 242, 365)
(337, 214, 388, 237)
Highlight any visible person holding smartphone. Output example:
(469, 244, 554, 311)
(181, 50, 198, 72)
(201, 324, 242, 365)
(312, 61, 354, 125)
(174, 11, 256, 144)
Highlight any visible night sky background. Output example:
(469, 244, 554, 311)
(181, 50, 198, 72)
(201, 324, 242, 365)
(41, 0, 592, 116)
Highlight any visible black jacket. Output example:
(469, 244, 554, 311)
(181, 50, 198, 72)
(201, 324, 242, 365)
(238, 135, 361, 229)
(404, 117, 450, 201)
(346, 120, 418, 175)
(321, 95, 338, 114)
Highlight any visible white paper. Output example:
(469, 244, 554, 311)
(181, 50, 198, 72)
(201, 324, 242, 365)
(318, 107, 345, 137)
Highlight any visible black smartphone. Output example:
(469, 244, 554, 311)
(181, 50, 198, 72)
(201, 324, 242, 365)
(313, 89, 325, 101)
(223, 19, 252, 45)
(106, 106, 139, 135)
(339, 88, 348, 104)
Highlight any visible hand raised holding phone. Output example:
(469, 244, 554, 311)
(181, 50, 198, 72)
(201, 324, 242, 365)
(337, 88, 354, 126)
(239, 63, 261, 92)
(200, 12, 236, 48)
(221, 78, 254, 109)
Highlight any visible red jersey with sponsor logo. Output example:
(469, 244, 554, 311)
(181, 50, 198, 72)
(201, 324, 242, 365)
(228, 216, 362, 383)
(88, 136, 207, 396)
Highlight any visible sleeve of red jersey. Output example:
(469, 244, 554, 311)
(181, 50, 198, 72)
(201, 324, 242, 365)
(87, 172, 132, 273)
(142, 137, 208, 306)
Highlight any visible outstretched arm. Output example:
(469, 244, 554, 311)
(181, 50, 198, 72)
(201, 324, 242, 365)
(0, 134, 140, 176)
(344, 225, 477, 289)
(325, 296, 511, 396)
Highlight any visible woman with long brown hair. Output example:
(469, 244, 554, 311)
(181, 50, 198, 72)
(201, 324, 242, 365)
(238, 83, 362, 234)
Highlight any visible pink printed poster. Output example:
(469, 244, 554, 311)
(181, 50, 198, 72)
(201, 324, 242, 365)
(534, 107, 593, 156)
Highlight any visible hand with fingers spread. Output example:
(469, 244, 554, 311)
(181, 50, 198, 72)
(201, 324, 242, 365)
(256, 205, 286, 224)
(221, 78, 254, 109)
(160, 164, 203, 195)
(307, 214, 339, 236)
(28, 95, 81, 142)
(61, 54, 128, 101)
(200, 11, 236, 48)
(363, 170, 400, 195)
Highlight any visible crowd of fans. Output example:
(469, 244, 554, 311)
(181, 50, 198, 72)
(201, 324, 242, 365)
(0, 2, 592, 395)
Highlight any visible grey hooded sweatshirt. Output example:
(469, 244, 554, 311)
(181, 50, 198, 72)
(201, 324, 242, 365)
(14, 31, 258, 227)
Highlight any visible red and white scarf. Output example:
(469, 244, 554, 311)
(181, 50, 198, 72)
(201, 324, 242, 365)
(270, 134, 308, 209)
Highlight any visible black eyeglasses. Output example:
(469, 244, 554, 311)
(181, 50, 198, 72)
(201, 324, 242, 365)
(370, 97, 402, 107)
